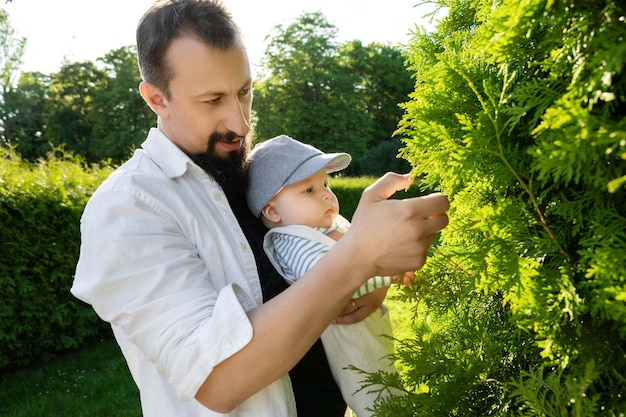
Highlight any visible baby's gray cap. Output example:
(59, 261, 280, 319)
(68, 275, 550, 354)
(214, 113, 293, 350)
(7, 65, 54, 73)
(246, 135, 351, 217)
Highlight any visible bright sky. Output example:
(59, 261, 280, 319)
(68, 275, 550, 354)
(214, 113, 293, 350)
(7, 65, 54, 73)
(4, 0, 443, 76)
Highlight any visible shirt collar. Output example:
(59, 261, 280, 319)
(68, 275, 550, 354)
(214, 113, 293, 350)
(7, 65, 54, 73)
(141, 128, 195, 179)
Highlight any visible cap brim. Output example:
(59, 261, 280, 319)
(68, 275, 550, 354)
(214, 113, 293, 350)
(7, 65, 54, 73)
(284, 153, 351, 187)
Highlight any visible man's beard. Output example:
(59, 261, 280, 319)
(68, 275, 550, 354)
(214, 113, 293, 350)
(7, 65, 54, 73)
(190, 131, 251, 199)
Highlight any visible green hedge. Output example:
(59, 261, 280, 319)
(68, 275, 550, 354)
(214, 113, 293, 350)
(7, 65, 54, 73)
(0, 149, 112, 371)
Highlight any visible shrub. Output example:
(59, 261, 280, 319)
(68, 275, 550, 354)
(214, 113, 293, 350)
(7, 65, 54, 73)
(373, 0, 626, 415)
(0, 148, 113, 371)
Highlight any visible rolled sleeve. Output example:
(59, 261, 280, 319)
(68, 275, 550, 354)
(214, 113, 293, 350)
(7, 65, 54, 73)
(177, 284, 254, 401)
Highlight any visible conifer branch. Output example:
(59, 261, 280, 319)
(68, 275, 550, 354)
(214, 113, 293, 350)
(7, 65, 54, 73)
(432, 248, 476, 278)
(450, 63, 572, 263)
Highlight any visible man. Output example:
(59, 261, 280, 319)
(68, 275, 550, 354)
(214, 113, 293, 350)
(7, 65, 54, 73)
(71, 1, 449, 416)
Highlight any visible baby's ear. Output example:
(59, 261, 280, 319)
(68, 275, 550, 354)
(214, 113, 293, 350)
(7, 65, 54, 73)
(261, 203, 281, 224)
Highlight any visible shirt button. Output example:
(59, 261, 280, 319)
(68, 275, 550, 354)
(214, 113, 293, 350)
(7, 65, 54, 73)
(239, 243, 247, 251)
(213, 193, 222, 202)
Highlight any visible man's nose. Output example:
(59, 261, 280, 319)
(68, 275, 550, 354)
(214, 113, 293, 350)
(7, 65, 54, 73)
(223, 98, 250, 137)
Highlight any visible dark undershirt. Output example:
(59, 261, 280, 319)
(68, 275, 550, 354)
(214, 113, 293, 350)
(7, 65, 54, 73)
(224, 187, 347, 417)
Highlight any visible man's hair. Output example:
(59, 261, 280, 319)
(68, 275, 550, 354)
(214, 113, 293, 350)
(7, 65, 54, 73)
(136, 0, 241, 98)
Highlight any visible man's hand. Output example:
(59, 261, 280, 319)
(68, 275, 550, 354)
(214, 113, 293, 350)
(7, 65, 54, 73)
(346, 173, 449, 278)
(334, 286, 388, 325)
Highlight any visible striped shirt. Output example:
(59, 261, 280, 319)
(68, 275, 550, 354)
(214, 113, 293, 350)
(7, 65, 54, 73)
(265, 220, 392, 298)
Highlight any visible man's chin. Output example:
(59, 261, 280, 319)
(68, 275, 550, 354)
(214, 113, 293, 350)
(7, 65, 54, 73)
(192, 141, 248, 180)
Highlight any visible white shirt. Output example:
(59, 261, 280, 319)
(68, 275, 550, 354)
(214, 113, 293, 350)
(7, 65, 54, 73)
(72, 128, 296, 417)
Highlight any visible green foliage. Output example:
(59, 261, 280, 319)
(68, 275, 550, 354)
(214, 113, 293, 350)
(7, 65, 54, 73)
(0, 148, 113, 371)
(1, 43, 151, 164)
(253, 12, 367, 168)
(2, 71, 49, 160)
(0, 8, 26, 146)
(3, 10, 411, 169)
(337, 40, 414, 149)
(44, 61, 108, 158)
(0, 8, 25, 97)
(375, 0, 626, 415)
(87, 46, 154, 162)
(359, 139, 412, 177)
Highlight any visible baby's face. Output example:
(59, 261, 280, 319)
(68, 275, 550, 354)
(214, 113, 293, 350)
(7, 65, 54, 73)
(265, 169, 339, 229)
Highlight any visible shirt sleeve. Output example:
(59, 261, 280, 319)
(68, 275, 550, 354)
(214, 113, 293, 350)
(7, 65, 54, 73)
(72, 185, 254, 401)
(353, 275, 393, 298)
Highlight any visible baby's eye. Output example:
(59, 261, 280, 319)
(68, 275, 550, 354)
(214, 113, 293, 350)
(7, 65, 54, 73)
(305, 187, 314, 193)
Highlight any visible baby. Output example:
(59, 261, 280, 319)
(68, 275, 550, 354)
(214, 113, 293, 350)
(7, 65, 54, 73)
(247, 135, 404, 416)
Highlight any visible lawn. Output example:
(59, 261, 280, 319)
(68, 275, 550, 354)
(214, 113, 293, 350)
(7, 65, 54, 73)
(0, 334, 141, 417)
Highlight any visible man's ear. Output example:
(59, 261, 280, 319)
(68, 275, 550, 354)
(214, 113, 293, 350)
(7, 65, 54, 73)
(261, 203, 281, 224)
(139, 81, 169, 118)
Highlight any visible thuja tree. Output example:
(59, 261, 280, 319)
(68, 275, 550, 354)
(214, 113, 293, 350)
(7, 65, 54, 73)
(374, 0, 626, 415)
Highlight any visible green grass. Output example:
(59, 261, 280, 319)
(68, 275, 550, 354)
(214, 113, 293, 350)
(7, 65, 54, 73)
(0, 335, 141, 417)
(0, 297, 414, 417)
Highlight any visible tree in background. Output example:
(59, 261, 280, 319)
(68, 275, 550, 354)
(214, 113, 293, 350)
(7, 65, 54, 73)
(1, 71, 49, 160)
(338, 40, 413, 150)
(2, 49, 153, 163)
(87, 46, 154, 162)
(253, 12, 413, 175)
(2, 10, 412, 170)
(359, 138, 411, 177)
(44, 61, 107, 160)
(373, 0, 626, 415)
(338, 40, 414, 174)
(0, 8, 26, 147)
(0, 8, 154, 163)
(253, 11, 368, 168)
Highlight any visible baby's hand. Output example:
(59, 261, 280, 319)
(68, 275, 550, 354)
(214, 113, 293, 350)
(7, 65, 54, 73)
(326, 230, 344, 242)
(393, 271, 415, 286)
